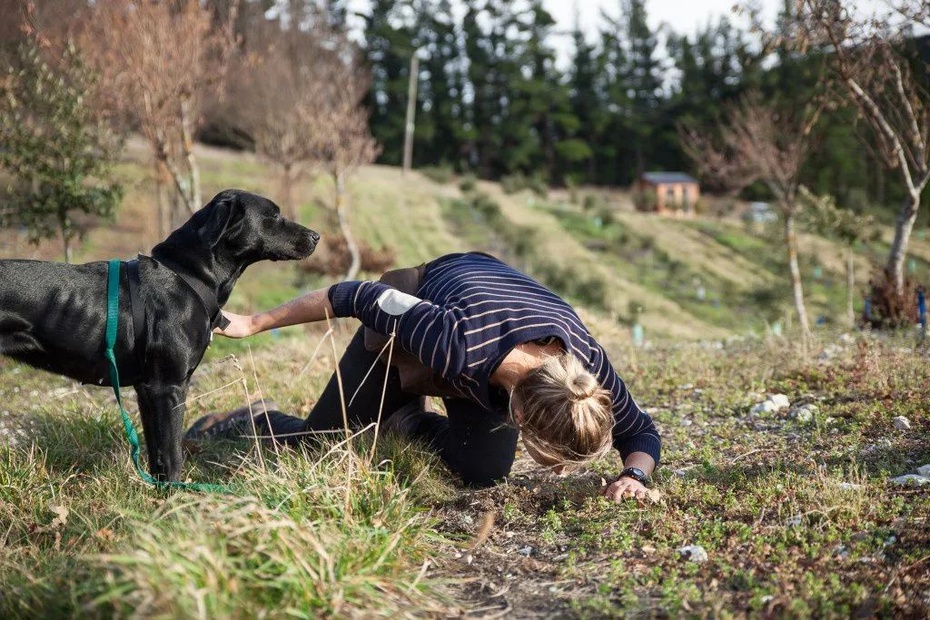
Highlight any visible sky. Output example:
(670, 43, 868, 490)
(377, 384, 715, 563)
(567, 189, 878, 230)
(543, 0, 768, 39)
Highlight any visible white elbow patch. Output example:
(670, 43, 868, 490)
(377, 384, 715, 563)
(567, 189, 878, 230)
(376, 289, 422, 315)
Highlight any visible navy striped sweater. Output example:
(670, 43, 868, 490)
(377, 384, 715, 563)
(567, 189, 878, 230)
(328, 252, 660, 463)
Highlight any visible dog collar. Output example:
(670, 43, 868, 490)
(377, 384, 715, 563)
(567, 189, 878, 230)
(146, 255, 231, 332)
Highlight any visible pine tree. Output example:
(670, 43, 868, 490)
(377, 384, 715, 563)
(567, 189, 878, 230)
(566, 12, 602, 183)
(409, 0, 463, 167)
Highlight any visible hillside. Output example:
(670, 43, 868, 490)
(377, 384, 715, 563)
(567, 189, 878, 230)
(3, 138, 926, 341)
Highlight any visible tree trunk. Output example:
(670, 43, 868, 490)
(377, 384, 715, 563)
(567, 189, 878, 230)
(784, 212, 811, 336)
(886, 192, 921, 297)
(282, 162, 298, 222)
(335, 172, 360, 282)
(846, 247, 855, 328)
(179, 94, 201, 216)
(59, 214, 72, 264)
(155, 161, 172, 243)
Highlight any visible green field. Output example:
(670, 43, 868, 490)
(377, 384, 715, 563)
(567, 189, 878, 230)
(1, 142, 928, 617)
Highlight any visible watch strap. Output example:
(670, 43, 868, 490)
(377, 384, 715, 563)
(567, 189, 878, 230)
(619, 466, 648, 483)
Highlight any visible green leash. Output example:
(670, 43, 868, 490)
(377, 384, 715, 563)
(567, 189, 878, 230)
(106, 259, 232, 493)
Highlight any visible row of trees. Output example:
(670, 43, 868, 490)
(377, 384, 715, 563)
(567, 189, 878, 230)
(359, 0, 922, 206)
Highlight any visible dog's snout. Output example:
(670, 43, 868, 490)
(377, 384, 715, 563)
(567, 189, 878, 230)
(310, 230, 321, 244)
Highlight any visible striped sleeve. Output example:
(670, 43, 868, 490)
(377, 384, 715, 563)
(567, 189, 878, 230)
(329, 280, 470, 379)
(590, 344, 661, 464)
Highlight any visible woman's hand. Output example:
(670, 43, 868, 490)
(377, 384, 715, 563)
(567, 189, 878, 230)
(214, 312, 256, 338)
(602, 476, 649, 502)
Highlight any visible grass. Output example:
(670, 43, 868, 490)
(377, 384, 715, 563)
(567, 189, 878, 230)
(0, 335, 456, 618)
(4, 329, 929, 617)
(2, 142, 929, 616)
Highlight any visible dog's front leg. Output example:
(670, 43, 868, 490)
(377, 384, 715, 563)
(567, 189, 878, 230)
(135, 382, 188, 482)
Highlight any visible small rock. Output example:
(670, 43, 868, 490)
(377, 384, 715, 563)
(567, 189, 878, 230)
(751, 401, 779, 415)
(786, 515, 803, 527)
(751, 394, 790, 415)
(517, 546, 533, 557)
(833, 544, 849, 560)
(890, 474, 930, 486)
(789, 404, 818, 423)
(884, 535, 897, 547)
(769, 394, 790, 410)
(837, 482, 863, 491)
(677, 544, 708, 563)
(917, 464, 930, 477)
(893, 416, 911, 430)
(679, 418, 693, 427)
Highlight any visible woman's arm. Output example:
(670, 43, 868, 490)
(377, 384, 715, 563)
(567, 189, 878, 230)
(588, 344, 661, 502)
(217, 287, 334, 338)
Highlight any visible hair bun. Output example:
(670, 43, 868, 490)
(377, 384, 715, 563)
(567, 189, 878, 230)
(568, 368, 599, 401)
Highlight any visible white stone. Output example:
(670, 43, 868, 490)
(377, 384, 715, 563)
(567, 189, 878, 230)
(517, 546, 533, 557)
(837, 482, 863, 491)
(786, 515, 803, 527)
(751, 401, 778, 415)
(917, 464, 930, 477)
(677, 545, 708, 563)
(790, 404, 818, 423)
(890, 474, 930, 486)
(769, 394, 790, 410)
(893, 416, 912, 431)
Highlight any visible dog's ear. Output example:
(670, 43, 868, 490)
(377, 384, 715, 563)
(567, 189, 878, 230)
(198, 192, 237, 248)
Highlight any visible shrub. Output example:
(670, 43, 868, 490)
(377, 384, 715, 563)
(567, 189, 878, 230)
(458, 173, 477, 193)
(532, 260, 608, 310)
(633, 188, 657, 211)
(864, 267, 923, 329)
(501, 173, 527, 195)
(583, 193, 606, 213)
(526, 173, 549, 198)
(471, 192, 503, 222)
(299, 235, 396, 277)
(420, 165, 453, 184)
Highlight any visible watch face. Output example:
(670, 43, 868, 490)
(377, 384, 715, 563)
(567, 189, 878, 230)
(622, 467, 646, 481)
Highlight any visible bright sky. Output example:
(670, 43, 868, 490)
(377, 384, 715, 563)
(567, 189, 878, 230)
(544, 0, 764, 39)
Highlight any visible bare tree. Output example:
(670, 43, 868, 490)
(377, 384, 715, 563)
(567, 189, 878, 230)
(228, 24, 330, 222)
(311, 40, 381, 281)
(76, 1, 235, 239)
(681, 93, 823, 336)
(792, 0, 930, 300)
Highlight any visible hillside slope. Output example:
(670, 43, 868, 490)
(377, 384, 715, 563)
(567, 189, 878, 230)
(2, 139, 928, 340)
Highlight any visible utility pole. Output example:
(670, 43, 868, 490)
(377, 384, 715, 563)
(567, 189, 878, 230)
(402, 53, 419, 176)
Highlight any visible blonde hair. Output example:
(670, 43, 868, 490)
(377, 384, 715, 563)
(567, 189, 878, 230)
(511, 352, 613, 472)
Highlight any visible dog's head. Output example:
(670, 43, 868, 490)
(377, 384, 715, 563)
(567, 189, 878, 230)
(194, 190, 320, 264)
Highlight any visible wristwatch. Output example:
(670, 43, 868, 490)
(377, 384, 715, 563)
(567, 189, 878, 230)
(619, 467, 648, 483)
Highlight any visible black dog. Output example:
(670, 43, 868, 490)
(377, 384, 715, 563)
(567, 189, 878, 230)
(0, 189, 319, 481)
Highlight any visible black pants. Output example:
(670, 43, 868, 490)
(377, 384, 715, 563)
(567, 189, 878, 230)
(258, 328, 519, 486)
